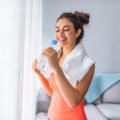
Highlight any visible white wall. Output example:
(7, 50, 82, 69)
(41, 0, 120, 73)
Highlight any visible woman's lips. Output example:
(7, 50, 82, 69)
(58, 37, 67, 42)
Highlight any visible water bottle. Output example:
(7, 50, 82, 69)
(35, 40, 58, 72)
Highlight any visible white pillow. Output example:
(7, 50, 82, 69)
(36, 112, 48, 120)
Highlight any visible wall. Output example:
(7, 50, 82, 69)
(41, 0, 120, 73)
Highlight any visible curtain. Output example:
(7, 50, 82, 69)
(0, 0, 42, 120)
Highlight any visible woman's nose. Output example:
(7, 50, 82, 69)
(58, 30, 64, 35)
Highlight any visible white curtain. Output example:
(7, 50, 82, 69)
(0, 0, 42, 120)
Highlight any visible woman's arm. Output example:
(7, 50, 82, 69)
(32, 59, 52, 97)
(53, 64, 95, 108)
(35, 70, 52, 97)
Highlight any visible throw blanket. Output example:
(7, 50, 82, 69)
(85, 73, 120, 103)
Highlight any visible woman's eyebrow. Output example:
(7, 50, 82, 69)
(55, 25, 71, 28)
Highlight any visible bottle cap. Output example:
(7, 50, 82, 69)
(52, 40, 57, 45)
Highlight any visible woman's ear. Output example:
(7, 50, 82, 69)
(76, 29, 81, 38)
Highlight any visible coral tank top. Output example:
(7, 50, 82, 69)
(47, 73, 87, 120)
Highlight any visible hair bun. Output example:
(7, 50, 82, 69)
(74, 11, 90, 25)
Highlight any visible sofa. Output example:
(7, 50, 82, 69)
(36, 80, 120, 120)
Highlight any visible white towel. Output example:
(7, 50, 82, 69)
(42, 42, 96, 86)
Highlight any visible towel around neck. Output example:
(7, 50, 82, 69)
(42, 42, 96, 86)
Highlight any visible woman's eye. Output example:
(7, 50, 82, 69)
(64, 29, 70, 31)
(55, 30, 59, 32)
(55, 29, 70, 32)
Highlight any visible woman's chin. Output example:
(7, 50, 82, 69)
(58, 41, 67, 47)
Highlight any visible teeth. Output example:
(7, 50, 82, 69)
(59, 38, 66, 41)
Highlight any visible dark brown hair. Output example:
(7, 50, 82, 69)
(56, 11, 90, 44)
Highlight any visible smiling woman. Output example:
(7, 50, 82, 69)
(32, 11, 95, 120)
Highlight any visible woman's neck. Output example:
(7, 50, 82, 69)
(62, 43, 76, 57)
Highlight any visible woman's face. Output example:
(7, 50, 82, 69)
(55, 18, 80, 47)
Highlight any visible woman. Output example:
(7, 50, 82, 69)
(32, 11, 95, 120)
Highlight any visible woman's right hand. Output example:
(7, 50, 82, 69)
(32, 59, 39, 73)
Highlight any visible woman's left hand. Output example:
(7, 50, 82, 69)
(41, 47, 59, 71)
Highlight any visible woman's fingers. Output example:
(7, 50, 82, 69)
(41, 47, 57, 57)
(32, 59, 38, 71)
(42, 47, 56, 54)
(42, 50, 57, 60)
(43, 47, 54, 51)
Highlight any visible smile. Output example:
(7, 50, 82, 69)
(58, 37, 67, 42)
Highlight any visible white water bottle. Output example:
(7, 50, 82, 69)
(35, 40, 58, 72)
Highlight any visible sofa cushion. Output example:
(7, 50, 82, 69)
(84, 104, 108, 120)
(93, 97, 102, 105)
(97, 103, 120, 120)
(102, 81, 120, 103)
(36, 112, 48, 120)
(37, 88, 51, 112)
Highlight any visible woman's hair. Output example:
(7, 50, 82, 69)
(56, 11, 90, 44)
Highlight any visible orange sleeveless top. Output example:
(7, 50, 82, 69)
(47, 73, 87, 120)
